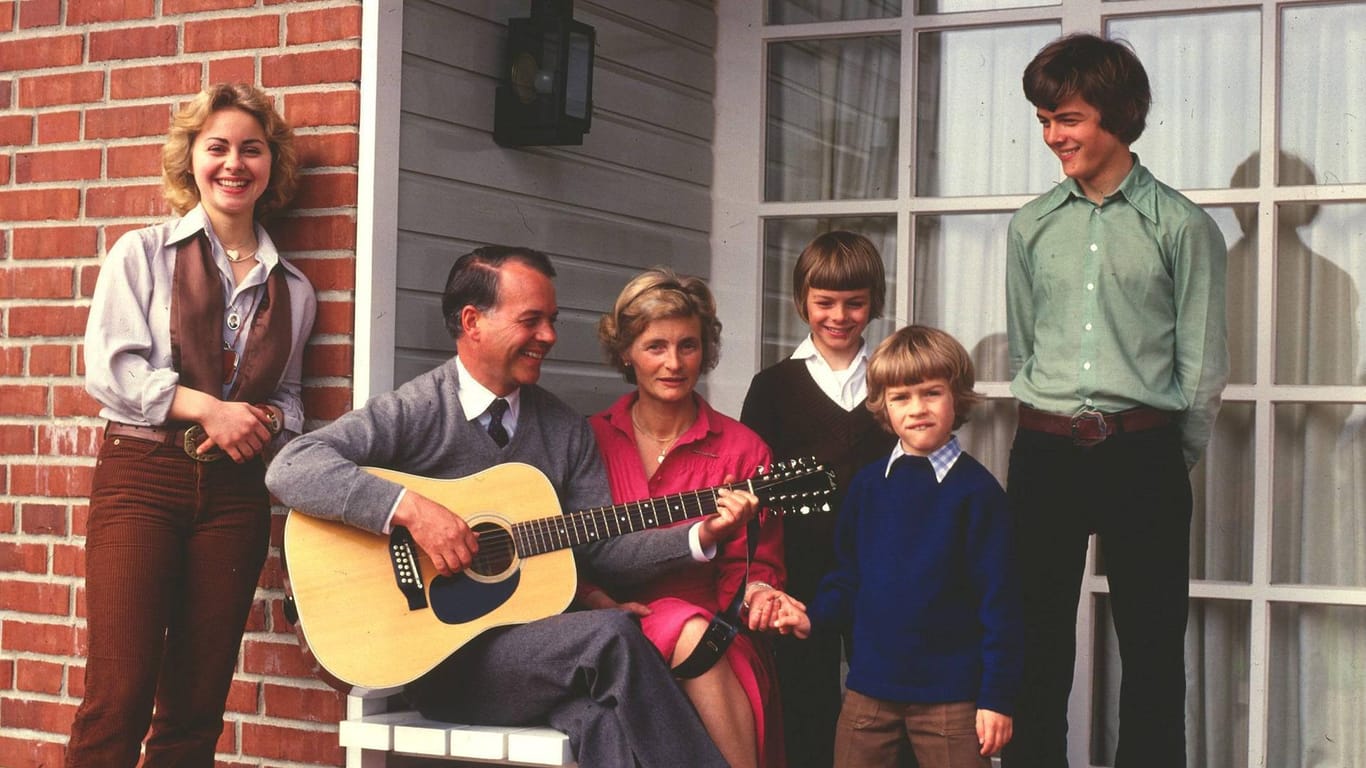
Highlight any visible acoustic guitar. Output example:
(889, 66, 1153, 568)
(282, 459, 835, 690)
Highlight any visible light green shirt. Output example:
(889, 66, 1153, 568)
(1006, 157, 1228, 467)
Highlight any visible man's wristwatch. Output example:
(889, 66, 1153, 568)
(260, 406, 282, 435)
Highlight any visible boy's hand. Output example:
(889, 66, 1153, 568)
(976, 709, 1012, 756)
(767, 592, 811, 638)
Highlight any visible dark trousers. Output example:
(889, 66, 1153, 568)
(1001, 425, 1191, 768)
(406, 609, 729, 768)
(66, 435, 271, 768)
(778, 516, 846, 768)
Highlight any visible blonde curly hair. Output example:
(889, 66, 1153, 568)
(161, 83, 298, 220)
(598, 268, 723, 385)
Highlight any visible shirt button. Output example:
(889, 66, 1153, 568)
(1090, 243, 1099, 252)
(1083, 361, 1092, 370)
(1084, 322, 1093, 331)
(1085, 398, 1094, 406)
(1087, 282, 1095, 291)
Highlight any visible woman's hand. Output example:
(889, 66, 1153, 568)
(169, 386, 274, 463)
(197, 401, 274, 462)
(748, 587, 810, 637)
(698, 475, 760, 549)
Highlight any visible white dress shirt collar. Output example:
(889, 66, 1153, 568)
(455, 355, 521, 437)
(791, 334, 870, 411)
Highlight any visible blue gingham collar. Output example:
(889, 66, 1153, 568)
(884, 435, 962, 483)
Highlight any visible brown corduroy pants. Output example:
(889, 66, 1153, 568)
(65, 433, 271, 768)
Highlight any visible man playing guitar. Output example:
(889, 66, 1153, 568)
(266, 246, 749, 767)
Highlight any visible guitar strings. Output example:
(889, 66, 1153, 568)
(459, 473, 828, 570)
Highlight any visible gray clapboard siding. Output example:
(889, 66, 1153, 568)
(394, 0, 717, 414)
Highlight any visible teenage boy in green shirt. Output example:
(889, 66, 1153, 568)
(1002, 33, 1228, 768)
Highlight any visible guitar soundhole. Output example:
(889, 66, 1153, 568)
(470, 521, 515, 578)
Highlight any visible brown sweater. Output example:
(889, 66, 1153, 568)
(740, 358, 896, 599)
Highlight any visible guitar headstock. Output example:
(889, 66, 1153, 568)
(751, 457, 836, 517)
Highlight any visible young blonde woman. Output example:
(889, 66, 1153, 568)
(68, 83, 315, 767)
(582, 268, 803, 768)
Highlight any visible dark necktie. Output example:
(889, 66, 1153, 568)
(487, 398, 509, 448)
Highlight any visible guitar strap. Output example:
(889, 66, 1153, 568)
(671, 516, 761, 680)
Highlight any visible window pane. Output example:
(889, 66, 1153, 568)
(1268, 603, 1366, 766)
(1219, 204, 1258, 384)
(956, 398, 1014, 482)
(1109, 11, 1260, 191)
(918, 0, 1057, 12)
(912, 213, 1011, 380)
(760, 217, 898, 367)
(1272, 403, 1366, 587)
(1274, 203, 1365, 386)
(767, 37, 900, 202)
(768, 0, 900, 24)
(915, 24, 1060, 196)
(1191, 402, 1254, 582)
(1281, 3, 1366, 185)
(1093, 597, 1250, 768)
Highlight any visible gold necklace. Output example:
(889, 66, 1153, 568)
(224, 245, 257, 263)
(630, 409, 689, 465)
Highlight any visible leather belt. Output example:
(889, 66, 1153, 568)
(105, 421, 224, 462)
(1017, 404, 1172, 447)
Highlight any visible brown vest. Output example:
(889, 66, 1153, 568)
(169, 231, 293, 404)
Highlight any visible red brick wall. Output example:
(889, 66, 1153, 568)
(0, 2, 361, 765)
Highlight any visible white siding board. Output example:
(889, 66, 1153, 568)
(586, 0, 715, 51)
(402, 59, 710, 184)
(396, 179, 709, 269)
(403, 0, 505, 72)
(394, 0, 718, 411)
(591, 64, 714, 140)
(401, 55, 492, 131)
(583, 11, 714, 95)
(399, 117, 711, 230)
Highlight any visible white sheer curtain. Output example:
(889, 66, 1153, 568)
(759, 3, 1366, 767)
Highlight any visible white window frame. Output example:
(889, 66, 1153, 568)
(709, 3, 1366, 767)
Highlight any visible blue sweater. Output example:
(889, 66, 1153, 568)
(809, 449, 1023, 715)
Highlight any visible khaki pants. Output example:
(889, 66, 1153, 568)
(834, 690, 989, 768)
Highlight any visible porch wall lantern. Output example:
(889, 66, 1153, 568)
(493, 0, 595, 147)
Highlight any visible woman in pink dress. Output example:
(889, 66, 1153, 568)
(583, 268, 800, 768)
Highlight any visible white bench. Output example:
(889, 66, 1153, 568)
(342, 692, 576, 768)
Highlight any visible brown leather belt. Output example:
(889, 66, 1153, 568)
(1017, 404, 1172, 446)
(105, 421, 224, 462)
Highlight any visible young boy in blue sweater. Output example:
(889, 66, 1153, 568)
(780, 325, 1023, 768)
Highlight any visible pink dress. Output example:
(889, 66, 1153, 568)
(588, 392, 786, 768)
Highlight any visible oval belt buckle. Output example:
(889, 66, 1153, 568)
(182, 425, 223, 462)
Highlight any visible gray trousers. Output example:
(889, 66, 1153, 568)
(406, 609, 729, 768)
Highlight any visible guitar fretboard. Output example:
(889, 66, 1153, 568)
(511, 484, 736, 557)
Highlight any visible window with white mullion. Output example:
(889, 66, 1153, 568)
(716, 2, 1366, 768)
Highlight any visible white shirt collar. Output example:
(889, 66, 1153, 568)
(455, 355, 521, 434)
(791, 334, 870, 411)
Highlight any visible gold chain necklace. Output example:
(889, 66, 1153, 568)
(224, 245, 258, 263)
(630, 409, 689, 465)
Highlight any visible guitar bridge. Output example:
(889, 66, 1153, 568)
(390, 526, 428, 611)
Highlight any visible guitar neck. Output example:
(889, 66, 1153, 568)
(512, 481, 745, 558)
